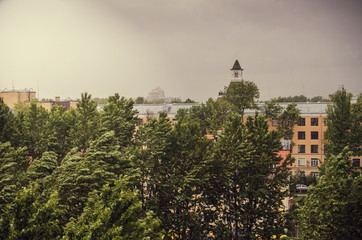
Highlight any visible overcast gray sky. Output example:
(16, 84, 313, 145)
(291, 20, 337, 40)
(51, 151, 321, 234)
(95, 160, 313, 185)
(0, 0, 361, 102)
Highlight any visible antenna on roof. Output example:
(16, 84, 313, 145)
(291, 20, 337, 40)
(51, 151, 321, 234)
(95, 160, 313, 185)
(12, 80, 14, 90)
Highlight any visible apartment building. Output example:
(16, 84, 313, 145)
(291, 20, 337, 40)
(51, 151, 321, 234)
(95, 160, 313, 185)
(0, 89, 36, 109)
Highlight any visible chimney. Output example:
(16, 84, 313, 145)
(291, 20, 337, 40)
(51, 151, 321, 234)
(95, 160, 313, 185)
(55, 96, 60, 102)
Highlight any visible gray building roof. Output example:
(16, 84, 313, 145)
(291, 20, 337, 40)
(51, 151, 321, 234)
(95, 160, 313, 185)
(98, 102, 329, 118)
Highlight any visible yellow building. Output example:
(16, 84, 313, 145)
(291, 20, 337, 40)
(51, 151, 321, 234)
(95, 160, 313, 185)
(0, 89, 36, 109)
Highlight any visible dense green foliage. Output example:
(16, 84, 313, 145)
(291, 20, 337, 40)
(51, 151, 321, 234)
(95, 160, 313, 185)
(222, 80, 260, 118)
(274, 95, 329, 103)
(297, 149, 362, 239)
(0, 88, 360, 239)
(204, 113, 293, 239)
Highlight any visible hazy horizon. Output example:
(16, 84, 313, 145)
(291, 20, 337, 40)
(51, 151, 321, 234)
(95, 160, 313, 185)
(0, 0, 361, 102)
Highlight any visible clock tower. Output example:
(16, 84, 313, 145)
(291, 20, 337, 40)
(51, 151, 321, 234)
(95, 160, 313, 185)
(231, 59, 243, 82)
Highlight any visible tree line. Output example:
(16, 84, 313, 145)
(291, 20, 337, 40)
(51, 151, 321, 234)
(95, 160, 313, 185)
(0, 81, 361, 239)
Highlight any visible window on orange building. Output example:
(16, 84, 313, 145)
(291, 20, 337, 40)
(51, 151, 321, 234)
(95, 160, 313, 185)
(311, 118, 318, 126)
(298, 118, 306, 126)
(298, 145, 305, 153)
(311, 145, 319, 153)
(298, 131, 305, 139)
(311, 131, 318, 139)
(352, 158, 360, 167)
(298, 158, 306, 166)
(311, 158, 319, 166)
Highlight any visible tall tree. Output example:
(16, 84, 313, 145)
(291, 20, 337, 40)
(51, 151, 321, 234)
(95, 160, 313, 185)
(64, 176, 161, 240)
(350, 94, 362, 157)
(25, 151, 58, 182)
(100, 93, 138, 148)
(50, 131, 127, 223)
(324, 88, 361, 157)
(0, 98, 15, 144)
(298, 149, 362, 239)
(7, 183, 64, 240)
(263, 99, 283, 119)
(135, 112, 211, 239)
(277, 103, 301, 140)
(45, 105, 74, 159)
(16, 103, 49, 158)
(204, 113, 292, 239)
(222, 81, 260, 119)
(71, 93, 99, 150)
(0, 143, 28, 213)
(134, 112, 174, 234)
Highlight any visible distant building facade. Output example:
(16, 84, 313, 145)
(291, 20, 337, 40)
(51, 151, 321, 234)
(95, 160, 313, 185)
(0, 89, 36, 109)
(0, 89, 77, 111)
(146, 87, 166, 102)
(38, 97, 78, 111)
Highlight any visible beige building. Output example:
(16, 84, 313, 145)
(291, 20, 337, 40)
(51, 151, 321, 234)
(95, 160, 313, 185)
(0, 90, 77, 111)
(38, 97, 78, 111)
(0, 89, 36, 109)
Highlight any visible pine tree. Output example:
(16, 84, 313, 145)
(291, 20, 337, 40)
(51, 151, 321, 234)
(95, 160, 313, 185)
(7, 183, 64, 240)
(45, 105, 74, 159)
(64, 176, 161, 240)
(298, 149, 362, 239)
(100, 93, 138, 148)
(26, 151, 58, 182)
(134, 112, 211, 239)
(0, 142, 28, 213)
(71, 93, 99, 150)
(0, 98, 15, 144)
(17, 103, 49, 158)
(324, 88, 360, 157)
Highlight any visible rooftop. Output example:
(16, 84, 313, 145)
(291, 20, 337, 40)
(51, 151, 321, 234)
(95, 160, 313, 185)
(231, 60, 243, 71)
(98, 102, 329, 118)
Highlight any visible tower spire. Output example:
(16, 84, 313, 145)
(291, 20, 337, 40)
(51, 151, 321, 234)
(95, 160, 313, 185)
(231, 60, 243, 82)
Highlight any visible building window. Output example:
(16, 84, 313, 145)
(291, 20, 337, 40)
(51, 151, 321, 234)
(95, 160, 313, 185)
(352, 158, 360, 167)
(234, 72, 239, 78)
(298, 131, 306, 140)
(281, 140, 292, 151)
(298, 158, 306, 166)
(136, 119, 144, 126)
(311, 118, 318, 126)
(311, 172, 319, 177)
(298, 145, 305, 153)
(298, 118, 306, 126)
(272, 119, 279, 127)
(311, 158, 319, 166)
(311, 131, 319, 139)
(311, 145, 319, 153)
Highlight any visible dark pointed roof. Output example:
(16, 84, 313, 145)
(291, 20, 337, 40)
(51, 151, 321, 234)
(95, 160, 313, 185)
(231, 60, 243, 70)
